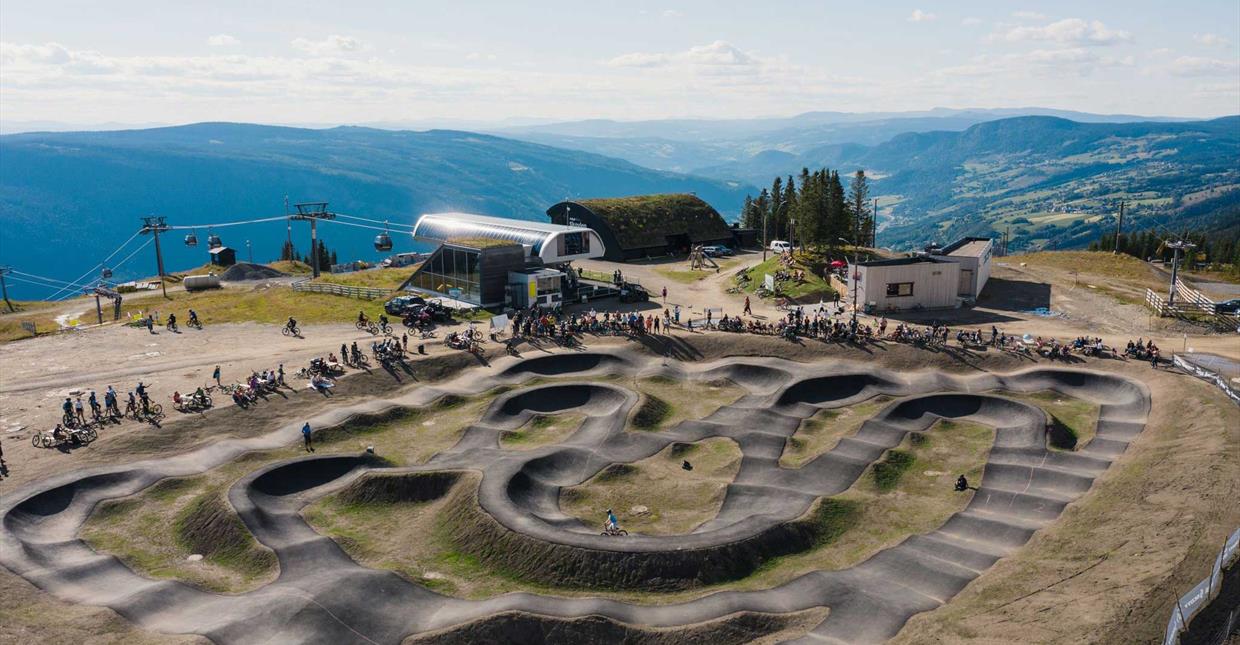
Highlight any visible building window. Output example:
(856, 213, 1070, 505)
(559, 231, 588, 256)
(886, 282, 914, 297)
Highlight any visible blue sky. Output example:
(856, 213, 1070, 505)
(1, 0, 1237, 126)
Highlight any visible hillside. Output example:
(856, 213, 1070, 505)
(709, 116, 1240, 252)
(0, 123, 752, 298)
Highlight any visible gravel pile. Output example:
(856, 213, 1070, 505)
(219, 263, 288, 281)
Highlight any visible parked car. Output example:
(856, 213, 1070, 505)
(384, 295, 426, 316)
(702, 245, 735, 257)
(1214, 298, 1240, 314)
(770, 240, 792, 253)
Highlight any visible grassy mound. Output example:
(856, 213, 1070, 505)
(174, 491, 277, 581)
(630, 395, 672, 430)
(82, 476, 277, 593)
(1000, 390, 1098, 451)
(560, 437, 742, 535)
(781, 396, 892, 468)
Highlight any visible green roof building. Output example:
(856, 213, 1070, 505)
(546, 194, 735, 261)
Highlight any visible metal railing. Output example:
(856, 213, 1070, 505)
(291, 279, 393, 300)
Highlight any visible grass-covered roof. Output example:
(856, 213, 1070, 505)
(574, 194, 732, 249)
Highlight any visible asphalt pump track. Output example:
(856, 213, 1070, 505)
(0, 348, 1151, 644)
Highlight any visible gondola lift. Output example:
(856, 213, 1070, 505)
(100, 267, 113, 279)
(373, 221, 394, 252)
(184, 230, 198, 247)
(206, 227, 222, 249)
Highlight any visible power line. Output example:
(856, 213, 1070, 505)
(165, 215, 290, 231)
(334, 213, 414, 229)
(10, 269, 94, 289)
(319, 218, 407, 234)
(44, 229, 144, 300)
(52, 237, 152, 301)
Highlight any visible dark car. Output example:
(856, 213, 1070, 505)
(384, 295, 426, 316)
(619, 281, 649, 303)
(403, 300, 453, 326)
(1215, 298, 1240, 314)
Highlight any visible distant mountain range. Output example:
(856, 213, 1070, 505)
(492, 107, 1198, 176)
(0, 123, 751, 298)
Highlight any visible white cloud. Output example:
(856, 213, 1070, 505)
(961, 17, 982, 26)
(0, 41, 72, 64)
(936, 47, 1133, 79)
(995, 18, 1132, 46)
(465, 52, 497, 62)
(1167, 55, 1239, 77)
(607, 40, 756, 69)
(206, 34, 239, 47)
(290, 34, 365, 56)
(1193, 33, 1230, 47)
(662, 9, 684, 18)
(1012, 11, 1047, 21)
(908, 9, 936, 23)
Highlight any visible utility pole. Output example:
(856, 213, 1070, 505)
(838, 238, 859, 323)
(0, 267, 14, 312)
(1165, 240, 1196, 306)
(762, 207, 769, 261)
(871, 197, 878, 247)
(246, 240, 253, 263)
(291, 202, 335, 278)
(140, 216, 171, 298)
(1113, 202, 1125, 254)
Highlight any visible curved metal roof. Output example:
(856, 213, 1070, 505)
(412, 212, 587, 254)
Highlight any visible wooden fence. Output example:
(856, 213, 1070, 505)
(1146, 282, 1240, 328)
(291, 279, 393, 301)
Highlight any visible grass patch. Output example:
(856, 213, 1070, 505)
(81, 476, 277, 593)
(314, 267, 413, 290)
(266, 260, 312, 275)
(1000, 390, 1099, 451)
(627, 377, 745, 432)
(736, 253, 837, 302)
(500, 413, 585, 449)
(630, 395, 672, 429)
(0, 300, 64, 344)
(780, 396, 892, 467)
(871, 449, 915, 492)
(560, 437, 742, 535)
(113, 283, 392, 326)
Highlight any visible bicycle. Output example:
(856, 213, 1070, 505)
(166, 321, 179, 333)
(378, 322, 393, 336)
(356, 320, 380, 335)
(600, 526, 628, 536)
(187, 318, 203, 330)
(282, 325, 300, 337)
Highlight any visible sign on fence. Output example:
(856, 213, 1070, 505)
(764, 273, 775, 291)
(1163, 526, 1240, 644)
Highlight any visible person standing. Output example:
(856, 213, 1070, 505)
(74, 396, 86, 424)
(212, 365, 222, 386)
(302, 422, 314, 452)
(743, 296, 752, 316)
(402, 332, 408, 352)
(662, 286, 668, 303)
(277, 364, 286, 386)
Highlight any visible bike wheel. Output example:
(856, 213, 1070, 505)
(85, 427, 98, 442)
(150, 404, 164, 415)
(282, 327, 292, 336)
(32, 433, 43, 448)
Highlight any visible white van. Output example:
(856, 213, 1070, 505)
(770, 240, 792, 253)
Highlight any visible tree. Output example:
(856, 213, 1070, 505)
(849, 170, 871, 246)
(279, 239, 297, 262)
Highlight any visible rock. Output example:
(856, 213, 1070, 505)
(186, 554, 204, 562)
(630, 505, 650, 516)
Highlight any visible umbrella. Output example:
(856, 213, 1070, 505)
(829, 260, 846, 268)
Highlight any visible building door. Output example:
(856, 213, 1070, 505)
(958, 269, 973, 296)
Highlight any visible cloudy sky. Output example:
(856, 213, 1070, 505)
(2, 0, 1237, 127)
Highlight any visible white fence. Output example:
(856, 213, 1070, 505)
(1163, 526, 1240, 645)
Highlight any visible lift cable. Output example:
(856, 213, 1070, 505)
(53, 238, 153, 301)
(334, 213, 415, 229)
(44, 229, 144, 300)
(164, 215, 291, 231)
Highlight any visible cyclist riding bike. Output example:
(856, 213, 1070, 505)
(193, 387, 208, 406)
(605, 508, 619, 532)
(167, 313, 177, 329)
(62, 397, 74, 425)
(358, 311, 368, 324)
(188, 309, 200, 326)
(286, 317, 298, 332)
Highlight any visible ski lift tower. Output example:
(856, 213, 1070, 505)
(1165, 239, 1196, 306)
(139, 216, 172, 298)
(291, 202, 335, 278)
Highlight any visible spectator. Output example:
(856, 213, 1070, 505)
(302, 422, 314, 452)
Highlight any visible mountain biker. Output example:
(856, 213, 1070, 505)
(286, 317, 298, 333)
(62, 397, 74, 425)
(173, 391, 184, 407)
(193, 386, 207, 406)
(74, 397, 86, 424)
(358, 310, 368, 324)
(955, 475, 969, 491)
(605, 508, 619, 531)
(126, 391, 137, 413)
(89, 391, 101, 415)
(104, 387, 118, 416)
(167, 313, 177, 330)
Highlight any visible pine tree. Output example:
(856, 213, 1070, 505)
(849, 170, 871, 246)
(279, 240, 297, 262)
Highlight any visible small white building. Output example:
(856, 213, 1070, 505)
(852, 256, 961, 312)
(850, 236, 994, 312)
(937, 237, 993, 298)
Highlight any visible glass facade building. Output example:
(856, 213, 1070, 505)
(405, 245, 482, 304)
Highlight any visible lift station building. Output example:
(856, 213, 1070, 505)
(401, 212, 605, 309)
